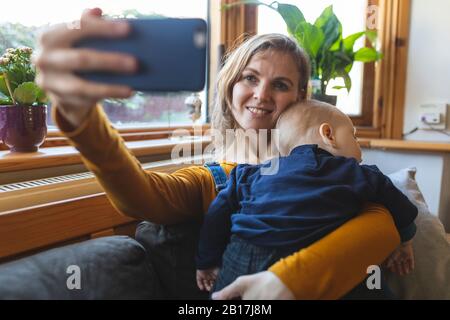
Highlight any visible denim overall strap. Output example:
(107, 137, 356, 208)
(204, 162, 228, 192)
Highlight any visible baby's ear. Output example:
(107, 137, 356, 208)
(319, 123, 337, 147)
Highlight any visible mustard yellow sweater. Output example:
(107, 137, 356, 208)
(53, 104, 400, 299)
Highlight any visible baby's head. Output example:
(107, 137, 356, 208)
(276, 100, 362, 162)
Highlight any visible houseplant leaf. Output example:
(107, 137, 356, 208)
(294, 22, 324, 59)
(365, 30, 378, 47)
(314, 5, 342, 52)
(329, 38, 342, 52)
(274, 2, 306, 35)
(343, 31, 366, 52)
(354, 47, 382, 62)
(238, 1, 384, 95)
(0, 75, 10, 97)
(0, 91, 12, 105)
(344, 61, 354, 73)
(342, 71, 352, 93)
(13, 82, 38, 104)
(4, 70, 21, 92)
(35, 86, 48, 104)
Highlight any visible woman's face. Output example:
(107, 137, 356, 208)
(231, 50, 300, 131)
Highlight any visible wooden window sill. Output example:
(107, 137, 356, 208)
(0, 156, 205, 262)
(355, 126, 382, 139)
(0, 124, 211, 150)
(359, 138, 450, 153)
(0, 136, 212, 173)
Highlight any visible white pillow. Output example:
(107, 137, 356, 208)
(385, 167, 450, 299)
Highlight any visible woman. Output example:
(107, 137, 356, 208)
(35, 8, 400, 299)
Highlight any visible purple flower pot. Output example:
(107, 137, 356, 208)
(0, 105, 47, 152)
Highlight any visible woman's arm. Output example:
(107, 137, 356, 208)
(53, 105, 214, 224)
(38, 9, 221, 225)
(268, 203, 400, 299)
(213, 203, 400, 300)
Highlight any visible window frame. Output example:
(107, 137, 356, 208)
(353, 0, 412, 139)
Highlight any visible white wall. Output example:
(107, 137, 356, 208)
(403, 0, 450, 142)
(362, 148, 450, 230)
(362, 149, 440, 215)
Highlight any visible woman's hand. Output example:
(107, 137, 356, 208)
(34, 8, 137, 127)
(211, 271, 295, 300)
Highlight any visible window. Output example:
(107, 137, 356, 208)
(257, 0, 369, 117)
(0, 0, 209, 131)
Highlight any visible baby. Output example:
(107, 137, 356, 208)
(196, 100, 417, 299)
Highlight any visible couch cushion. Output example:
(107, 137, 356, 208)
(386, 167, 450, 299)
(0, 236, 162, 299)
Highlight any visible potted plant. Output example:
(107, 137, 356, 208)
(0, 47, 48, 152)
(224, 1, 383, 105)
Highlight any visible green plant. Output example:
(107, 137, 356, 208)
(224, 1, 383, 95)
(0, 47, 47, 105)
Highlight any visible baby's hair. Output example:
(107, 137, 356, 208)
(276, 100, 347, 154)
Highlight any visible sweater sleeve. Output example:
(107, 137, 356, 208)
(268, 203, 400, 299)
(52, 104, 217, 224)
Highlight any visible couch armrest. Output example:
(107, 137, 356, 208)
(0, 236, 162, 299)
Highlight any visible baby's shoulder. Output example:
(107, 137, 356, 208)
(359, 163, 384, 175)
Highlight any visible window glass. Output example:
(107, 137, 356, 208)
(0, 0, 209, 129)
(257, 0, 368, 115)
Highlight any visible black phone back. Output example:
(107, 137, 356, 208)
(75, 18, 207, 92)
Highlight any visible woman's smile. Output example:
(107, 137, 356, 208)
(246, 106, 273, 117)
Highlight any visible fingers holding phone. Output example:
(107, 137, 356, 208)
(34, 8, 137, 126)
(36, 48, 137, 74)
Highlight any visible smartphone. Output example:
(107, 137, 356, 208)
(74, 18, 207, 92)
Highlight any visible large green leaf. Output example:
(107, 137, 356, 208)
(13, 82, 38, 104)
(334, 51, 353, 66)
(222, 1, 305, 36)
(342, 72, 352, 93)
(354, 47, 382, 62)
(344, 61, 354, 73)
(365, 30, 378, 47)
(35, 86, 47, 104)
(314, 5, 342, 52)
(331, 72, 352, 93)
(274, 2, 305, 35)
(320, 52, 336, 93)
(4, 70, 21, 92)
(236, 1, 384, 94)
(0, 91, 12, 105)
(343, 31, 366, 52)
(329, 38, 342, 52)
(294, 22, 324, 60)
(0, 74, 10, 96)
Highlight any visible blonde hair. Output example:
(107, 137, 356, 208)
(277, 100, 346, 154)
(211, 34, 311, 155)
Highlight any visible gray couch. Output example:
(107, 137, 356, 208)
(0, 220, 207, 300)
(0, 236, 160, 299)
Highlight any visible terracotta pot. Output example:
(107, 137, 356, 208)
(0, 104, 47, 152)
